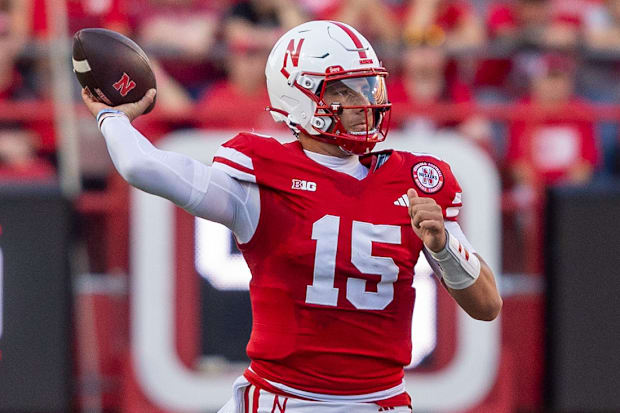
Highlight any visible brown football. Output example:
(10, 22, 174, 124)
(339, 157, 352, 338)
(72, 28, 157, 114)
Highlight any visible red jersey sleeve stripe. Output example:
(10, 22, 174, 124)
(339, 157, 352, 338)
(252, 385, 260, 413)
(244, 386, 251, 412)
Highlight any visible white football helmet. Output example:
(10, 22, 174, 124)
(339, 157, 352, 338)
(265, 20, 391, 154)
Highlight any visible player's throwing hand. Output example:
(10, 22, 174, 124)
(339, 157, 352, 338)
(81, 88, 156, 122)
(407, 188, 447, 252)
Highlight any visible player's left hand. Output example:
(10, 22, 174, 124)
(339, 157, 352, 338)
(407, 188, 447, 252)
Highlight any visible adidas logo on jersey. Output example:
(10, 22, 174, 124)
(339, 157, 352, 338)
(291, 179, 317, 192)
(394, 194, 409, 207)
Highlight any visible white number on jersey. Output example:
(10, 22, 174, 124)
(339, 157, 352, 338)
(194, 217, 436, 366)
(305, 215, 401, 310)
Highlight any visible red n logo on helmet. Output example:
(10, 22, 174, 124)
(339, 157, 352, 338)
(280, 38, 305, 78)
(113, 72, 137, 97)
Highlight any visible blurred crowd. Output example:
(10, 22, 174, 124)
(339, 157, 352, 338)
(3, 0, 620, 268)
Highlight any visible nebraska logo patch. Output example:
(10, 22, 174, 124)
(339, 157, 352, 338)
(412, 162, 444, 193)
(113, 72, 136, 96)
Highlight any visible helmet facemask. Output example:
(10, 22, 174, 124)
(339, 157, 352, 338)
(288, 68, 392, 155)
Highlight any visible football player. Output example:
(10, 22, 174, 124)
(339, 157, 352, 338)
(82, 20, 502, 413)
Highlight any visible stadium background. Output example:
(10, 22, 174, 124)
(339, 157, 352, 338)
(0, 0, 620, 412)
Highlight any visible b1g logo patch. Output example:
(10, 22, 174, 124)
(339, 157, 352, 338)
(412, 162, 444, 193)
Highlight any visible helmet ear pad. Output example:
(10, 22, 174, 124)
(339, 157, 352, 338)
(311, 115, 332, 132)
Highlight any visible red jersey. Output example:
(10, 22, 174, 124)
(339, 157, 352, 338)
(212, 133, 462, 396)
(506, 99, 598, 185)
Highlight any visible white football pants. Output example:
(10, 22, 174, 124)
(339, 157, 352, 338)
(217, 376, 412, 413)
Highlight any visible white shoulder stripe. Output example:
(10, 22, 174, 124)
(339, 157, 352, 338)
(72, 58, 91, 73)
(212, 162, 256, 183)
(214, 146, 254, 170)
(446, 207, 460, 218)
(410, 151, 443, 161)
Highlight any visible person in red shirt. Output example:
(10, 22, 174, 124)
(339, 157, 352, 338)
(310, 0, 401, 51)
(506, 53, 599, 188)
(389, 44, 471, 124)
(0, 0, 54, 180)
(30, 0, 131, 38)
(195, 39, 282, 131)
(0, 123, 55, 181)
(402, 0, 485, 53)
(80, 20, 501, 412)
(484, 0, 584, 49)
(131, 0, 225, 96)
(389, 43, 493, 153)
(224, 0, 306, 57)
(476, 0, 589, 94)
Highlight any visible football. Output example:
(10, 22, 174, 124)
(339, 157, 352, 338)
(72, 28, 157, 114)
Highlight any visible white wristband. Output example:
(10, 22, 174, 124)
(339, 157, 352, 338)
(97, 109, 127, 130)
(425, 230, 481, 290)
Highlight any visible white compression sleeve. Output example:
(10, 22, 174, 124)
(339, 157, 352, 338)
(99, 115, 260, 243)
(444, 221, 476, 254)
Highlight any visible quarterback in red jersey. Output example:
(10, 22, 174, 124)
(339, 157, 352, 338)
(82, 20, 501, 413)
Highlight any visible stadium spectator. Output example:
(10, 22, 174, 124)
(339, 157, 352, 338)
(195, 39, 279, 131)
(584, 0, 620, 50)
(544, 0, 587, 50)
(506, 53, 599, 190)
(0, 0, 28, 45)
(476, 0, 585, 103)
(504, 52, 597, 276)
(224, 0, 306, 52)
(483, 0, 582, 51)
(390, 43, 493, 154)
(402, 0, 486, 54)
(30, 0, 131, 38)
(474, 0, 550, 98)
(581, 0, 620, 175)
(0, 0, 31, 100)
(477, 0, 542, 95)
(0, 0, 55, 177)
(315, 0, 400, 59)
(132, 0, 223, 98)
(0, 124, 55, 181)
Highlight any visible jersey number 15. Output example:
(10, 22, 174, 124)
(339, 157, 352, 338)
(306, 215, 401, 311)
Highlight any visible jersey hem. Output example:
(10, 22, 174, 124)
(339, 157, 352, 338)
(246, 366, 406, 402)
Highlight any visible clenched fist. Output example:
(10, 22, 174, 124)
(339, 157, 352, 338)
(407, 188, 447, 252)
